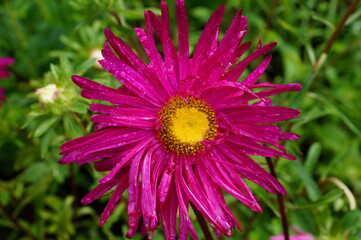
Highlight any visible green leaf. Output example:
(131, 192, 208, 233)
(33, 117, 58, 138)
(68, 100, 88, 114)
(290, 189, 343, 209)
(75, 58, 96, 75)
(14, 173, 53, 217)
(293, 160, 321, 201)
(40, 127, 54, 158)
(19, 162, 50, 183)
(63, 112, 85, 139)
(304, 142, 322, 173)
(339, 210, 361, 230)
(0, 191, 10, 206)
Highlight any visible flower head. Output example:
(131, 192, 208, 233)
(35, 83, 59, 104)
(89, 49, 104, 69)
(59, 1, 301, 239)
(0, 57, 15, 79)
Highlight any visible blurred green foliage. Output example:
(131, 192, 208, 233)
(1, 0, 361, 239)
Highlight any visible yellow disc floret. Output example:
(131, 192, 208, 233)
(159, 96, 217, 155)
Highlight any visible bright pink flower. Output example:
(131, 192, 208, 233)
(59, 1, 301, 239)
(0, 57, 15, 79)
(270, 227, 315, 240)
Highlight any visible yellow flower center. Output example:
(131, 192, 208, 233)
(159, 96, 217, 155)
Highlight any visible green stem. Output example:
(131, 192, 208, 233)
(191, 203, 214, 240)
(266, 157, 289, 240)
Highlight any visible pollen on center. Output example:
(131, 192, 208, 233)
(158, 96, 217, 155)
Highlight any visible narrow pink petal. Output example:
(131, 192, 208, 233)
(91, 114, 155, 129)
(104, 28, 146, 70)
(134, 17, 174, 97)
(160, 1, 180, 89)
(219, 11, 247, 49)
(126, 145, 148, 238)
(160, 180, 178, 240)
(72, 75, 119, 93)
(157, 154, 175, 204)
(213, 146, 285, 194)
(178, 157, 230, 234)
(221, 42, 277, 82)
(229, 41, 251, 66)
(227, 134, 296, 160)
(175, 170, 198, 240)
(105, 28, 171, 96)
(59, 130, 150, 164)
(239, 83, 302, 102)
(191, 4, 225, 75)
(98, 136, 155, 185)
(195, 164, 235, 235)
(102, 40, 133, 69)
(90, 103, 156, 117)
(141, 144, 159, 231)
(80, 89, 156, 109)
(99, 59, 163, 106)
(241, 55, 272, 85)
(176, 0, 190, 80)
(80, 167, 128, 205)
(219, 104, 300, 123)
(205, 153, 262, 211)
(99, 171, 129, 225)
(93, 154, 121, 172)
(75, 148, 120, 165)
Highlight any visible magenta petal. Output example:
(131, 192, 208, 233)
(222, 42, 277, 82)
(141, 145, 159, 231)
(175, 0, 190, 81)
(81, 167, 128, 205)
(99, 172, 129, 226)
(242, 55, 272, 85)
(191, 4, 225, 75)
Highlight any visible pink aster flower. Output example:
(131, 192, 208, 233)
(0, 57, 15, 79)
(59, 1, 301, 239)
